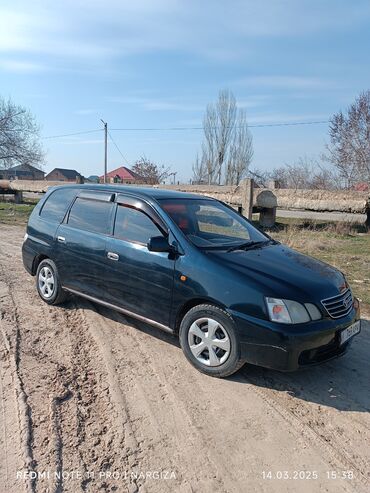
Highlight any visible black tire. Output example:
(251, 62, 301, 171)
(179, 304, 244, 378)
(36, 259, 68, 305)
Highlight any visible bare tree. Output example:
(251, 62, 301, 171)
(199, 90, 252, 185)
(225, 109, 253, 185)
(269, 157, 338, 190)
(192, 153, 207, 184)
(0, 97, 44, 171)
(326, 90, 370, 188)
(247, 167, 271, 187)
(201, 140, 217, 184)
(132, 156, 171, 184)
(201, 90, 237, 184)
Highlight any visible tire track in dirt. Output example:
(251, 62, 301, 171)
(0, 268, 36, 493)
(0, 231, 78, 492)
(76, 302, 195, 492)
(79, 307, 338, 491)
(61, 303, 143, 492)
(241, 371, 368, 492)
(236, 334, 370, 490)
(94, 305, 370, 493)
(85, 303, 230, 492)
(0, 225, 143, 491)
(1, 224, 369, 493)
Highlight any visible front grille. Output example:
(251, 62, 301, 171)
(321, 288, 353, 319)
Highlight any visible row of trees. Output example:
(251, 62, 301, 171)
(1, 90, 369, 190)
(193, 89, 370, 190)
(247, 158, 337, 190)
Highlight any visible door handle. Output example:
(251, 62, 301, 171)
(57, 236, 66, 243)
(107, 252, 119, 261)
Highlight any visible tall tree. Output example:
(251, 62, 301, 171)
(197, 90, 252, 185)
(192, 153, 207, 183)
(225, 109, 253, 185)
(326, 90, 370, 188)
(131, 156, 171, 184)
(202, 90, 236, 184)
(0, 97, 44, 170)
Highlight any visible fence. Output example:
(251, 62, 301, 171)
(0, 178, 369, 228)
(0, 178, 277, 226)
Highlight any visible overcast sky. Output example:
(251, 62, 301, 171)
(1, 0, 369, 181)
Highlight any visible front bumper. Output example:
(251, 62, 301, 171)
(230, 305, 361, 371)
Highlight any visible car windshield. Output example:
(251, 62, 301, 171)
(159, 198, 269, 249)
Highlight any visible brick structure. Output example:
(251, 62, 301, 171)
(0, 164, 45, 180)
(45, 168, 83, 182)
(99, 166, 145, 184)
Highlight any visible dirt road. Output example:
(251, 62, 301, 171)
(0, 224, 369, 493)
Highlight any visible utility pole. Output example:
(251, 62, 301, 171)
(101, 119, 108, 183)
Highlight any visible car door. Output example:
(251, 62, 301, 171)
(55, 190, 115, 298)
(103, 194, 176, 326)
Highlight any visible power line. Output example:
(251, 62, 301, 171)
(110, 120, 330, 131)
(250, 120, 329, 128)
(39, 119, 329, 141)
(107, 129, 130, 165)
(42, 129, 102, 140)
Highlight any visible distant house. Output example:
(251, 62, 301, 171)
(99, 166, 145, 184)
(0, 164, 45, 180)
(45, 168, 83, 182)
(86, 175, 100, 183)
(354, 182, 369, 192)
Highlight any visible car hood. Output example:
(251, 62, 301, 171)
(208, 243, 346, 302)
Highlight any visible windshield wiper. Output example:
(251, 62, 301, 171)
(226, 239, 275, 253)
(196, 239, 278, 252)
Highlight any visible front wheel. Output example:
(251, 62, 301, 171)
(36, 259, 68, 305)
(179, 304, 244, 378)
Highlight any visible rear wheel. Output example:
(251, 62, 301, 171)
(179, 304, 244, 377)
(36, 259, 68, 305)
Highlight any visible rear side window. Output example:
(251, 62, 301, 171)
(68, 198, 114, 234)
(40, 188, 77, 223)
(114, 205, 161, 244)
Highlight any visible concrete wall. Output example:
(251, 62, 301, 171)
(1, 179, 368, 217)
(268, 188, 369, 214)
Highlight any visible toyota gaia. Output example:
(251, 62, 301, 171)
(22, 185, 361, 377)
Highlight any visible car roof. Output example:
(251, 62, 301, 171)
(50, 184, 213, 201)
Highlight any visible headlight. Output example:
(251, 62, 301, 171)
(265, 297, 315, 324)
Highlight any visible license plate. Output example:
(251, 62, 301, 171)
(340, 320, 361, 345)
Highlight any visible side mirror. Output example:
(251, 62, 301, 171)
(147, 235, 172, 253)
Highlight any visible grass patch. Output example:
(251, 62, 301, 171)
(0, 202, 36, 225)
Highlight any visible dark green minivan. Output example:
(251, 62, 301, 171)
(22, 185, 361, 377)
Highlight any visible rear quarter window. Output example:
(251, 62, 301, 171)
(40, 188, 77, 223)
(67, 197, 114, 234)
